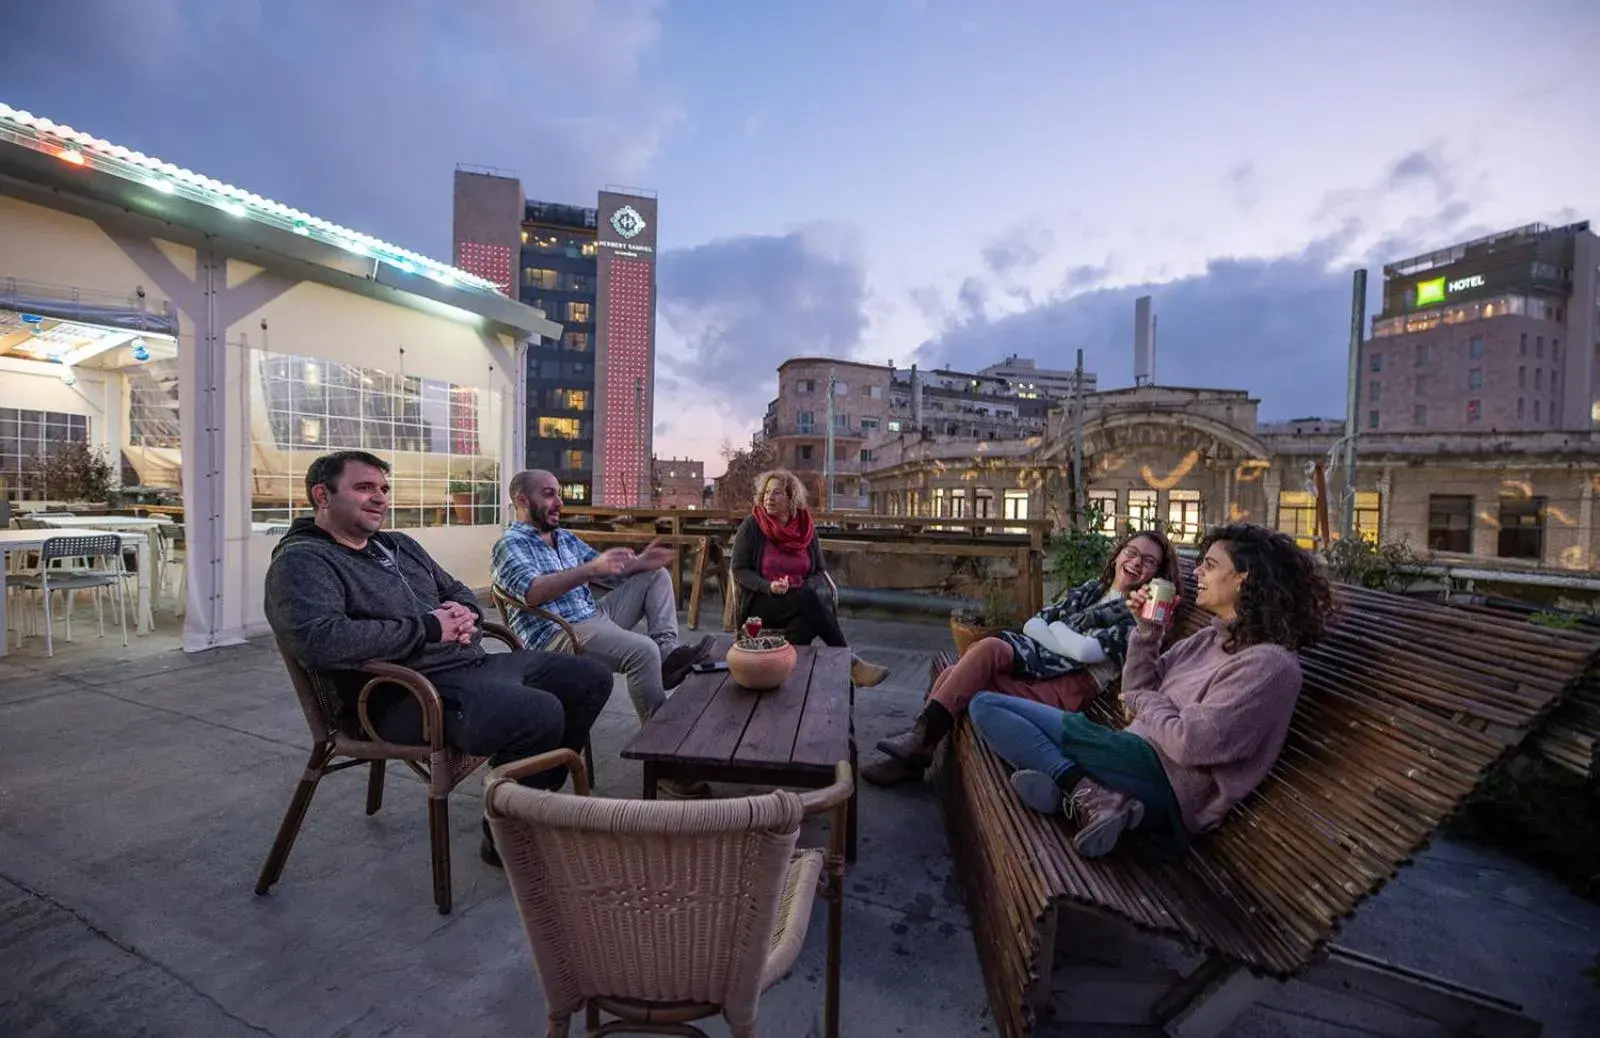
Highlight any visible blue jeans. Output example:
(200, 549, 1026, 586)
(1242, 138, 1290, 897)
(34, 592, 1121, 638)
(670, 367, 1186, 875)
(967, 692, 1172, 818)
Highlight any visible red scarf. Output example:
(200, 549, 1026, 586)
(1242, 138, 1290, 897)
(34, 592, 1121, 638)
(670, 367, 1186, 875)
(754, 505, 815, 554)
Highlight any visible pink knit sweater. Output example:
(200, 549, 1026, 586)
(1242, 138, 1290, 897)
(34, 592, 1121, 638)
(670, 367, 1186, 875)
(1120, 619, 1302, 833)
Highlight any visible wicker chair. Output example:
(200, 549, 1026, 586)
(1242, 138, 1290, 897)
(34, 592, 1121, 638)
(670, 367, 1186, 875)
(491, 585, 599, 785)
(486, 751, 852, 1038)
(257, 621, 524, 915)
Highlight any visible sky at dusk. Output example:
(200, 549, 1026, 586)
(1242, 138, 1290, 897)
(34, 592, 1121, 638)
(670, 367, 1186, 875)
(4, 0, 1598, 475)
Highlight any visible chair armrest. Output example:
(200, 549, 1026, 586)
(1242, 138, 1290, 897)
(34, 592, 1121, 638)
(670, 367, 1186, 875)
(355, 661, 446, 750)
(493, 584, 582, 654)
(798, 762, 853, 815)
(480, 620, 522, 650)
(488, 748, 591, 795)
(798, 762, 853, 863)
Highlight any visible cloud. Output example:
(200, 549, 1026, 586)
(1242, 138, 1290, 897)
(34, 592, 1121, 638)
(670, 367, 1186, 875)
(656, 227, 870, 422)
(0, 0, 676, 261)
(914, 149, 1490, 421)
(981, 222, 1055, 277)
(1227, 161, 1260, 212)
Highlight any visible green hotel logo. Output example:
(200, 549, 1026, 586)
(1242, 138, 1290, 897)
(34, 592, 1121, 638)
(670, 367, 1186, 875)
(1415, 277, 1445, 307)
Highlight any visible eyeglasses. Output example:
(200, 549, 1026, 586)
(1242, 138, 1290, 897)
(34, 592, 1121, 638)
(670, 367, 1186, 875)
(1118, 545, 1162, 570)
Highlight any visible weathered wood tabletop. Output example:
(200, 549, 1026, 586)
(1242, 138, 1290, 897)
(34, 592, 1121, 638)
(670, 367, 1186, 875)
(621, 637, 859, 859)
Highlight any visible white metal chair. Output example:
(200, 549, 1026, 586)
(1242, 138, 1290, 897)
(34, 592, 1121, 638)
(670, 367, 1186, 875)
(9, 534, 129, 656)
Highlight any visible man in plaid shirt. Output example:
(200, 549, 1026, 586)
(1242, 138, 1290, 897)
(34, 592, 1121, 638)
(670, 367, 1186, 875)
(492, 470, 713, 794)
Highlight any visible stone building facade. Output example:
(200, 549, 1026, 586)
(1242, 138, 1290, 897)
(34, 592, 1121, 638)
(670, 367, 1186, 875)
(861, 383, 1600, 572)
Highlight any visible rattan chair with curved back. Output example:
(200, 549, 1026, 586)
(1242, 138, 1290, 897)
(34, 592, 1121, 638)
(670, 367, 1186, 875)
(257, 620, 523, 915)
(491, 585, 599, 785)
(485, 751, 852, 1038)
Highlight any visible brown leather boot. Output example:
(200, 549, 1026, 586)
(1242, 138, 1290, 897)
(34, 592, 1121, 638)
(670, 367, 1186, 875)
(874, 702, 954, 768)
(850, 656, 890, 687)
(1065, 779, 1145, 858)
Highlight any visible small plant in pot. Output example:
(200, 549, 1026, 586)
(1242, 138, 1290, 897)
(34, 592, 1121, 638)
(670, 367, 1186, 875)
(950, 582, 1023, 656)
(447, 480, 475, 524)
(726, 633, 797, 690)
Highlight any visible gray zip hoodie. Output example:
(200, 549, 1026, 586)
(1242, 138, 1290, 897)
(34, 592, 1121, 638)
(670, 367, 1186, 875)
(265, 519, 486, 717)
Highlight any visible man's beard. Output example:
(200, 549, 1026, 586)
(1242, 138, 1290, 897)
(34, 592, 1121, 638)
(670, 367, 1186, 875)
(532, 507, 560, 532)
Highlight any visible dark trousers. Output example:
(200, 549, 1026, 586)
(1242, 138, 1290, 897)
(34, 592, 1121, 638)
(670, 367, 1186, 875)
(746, 585, 847, 648)
(372, 650, 614, 789)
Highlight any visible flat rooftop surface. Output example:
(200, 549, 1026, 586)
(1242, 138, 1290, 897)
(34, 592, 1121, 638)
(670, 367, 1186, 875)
(2, 602, 1597, 1036)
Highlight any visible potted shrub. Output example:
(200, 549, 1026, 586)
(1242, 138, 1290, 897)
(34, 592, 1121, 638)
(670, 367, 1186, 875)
(950, 581, 1023, 656)
(447, 480, 475, 524)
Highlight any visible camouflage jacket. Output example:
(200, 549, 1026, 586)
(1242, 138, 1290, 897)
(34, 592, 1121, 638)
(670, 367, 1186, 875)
(995, 579, 1137, 681)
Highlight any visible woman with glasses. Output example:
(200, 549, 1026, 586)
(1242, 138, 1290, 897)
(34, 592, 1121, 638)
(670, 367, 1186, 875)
(862, 529, 1180, 787)
(969, 524, 1334, 860)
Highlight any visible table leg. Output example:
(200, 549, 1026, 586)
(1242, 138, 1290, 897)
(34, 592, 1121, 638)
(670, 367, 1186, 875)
(134, 538, 152, 633)
(0, 547, 10, 658)
(642, 761, 658, 800)
(846, 739, 860, 863)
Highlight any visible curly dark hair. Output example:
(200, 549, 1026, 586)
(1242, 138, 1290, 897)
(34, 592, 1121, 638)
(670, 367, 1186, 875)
(1198, 523, 1335, 653)
(1096, 528, 1182, 593)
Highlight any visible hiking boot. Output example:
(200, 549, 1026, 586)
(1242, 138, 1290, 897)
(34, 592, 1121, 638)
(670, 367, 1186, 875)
(480, 818, 503, 868)
(1065, 778, 1145, 859)
(658, 777, 712, 799)
(861, 756, 927, 787)
(874, 702, 953, 768)
(850, 656, 890, 688)
(662, 635, 715, 689)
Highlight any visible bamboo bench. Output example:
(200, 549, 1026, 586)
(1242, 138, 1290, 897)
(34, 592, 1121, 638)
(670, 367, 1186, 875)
(934, 571, 1600, 1037)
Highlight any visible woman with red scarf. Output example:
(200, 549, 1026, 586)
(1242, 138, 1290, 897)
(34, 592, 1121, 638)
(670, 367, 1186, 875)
(730, 469, 890, 687)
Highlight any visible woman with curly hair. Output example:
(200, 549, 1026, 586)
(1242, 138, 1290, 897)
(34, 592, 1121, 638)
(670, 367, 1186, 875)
(862, 528, 1179, 787)
(969, 523, 1335, 860)
(730, 468, 891, 687)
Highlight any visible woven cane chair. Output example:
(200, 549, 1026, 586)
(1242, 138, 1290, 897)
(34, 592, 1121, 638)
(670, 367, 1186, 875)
(257, 620, 524, 915)
(721, 561, 840, 636)
(491, 586, 599, 785)
(485, 751, 852, 1038)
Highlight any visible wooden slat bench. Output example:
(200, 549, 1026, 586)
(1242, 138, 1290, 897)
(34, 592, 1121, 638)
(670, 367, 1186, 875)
(935, 567, 1600, 1037)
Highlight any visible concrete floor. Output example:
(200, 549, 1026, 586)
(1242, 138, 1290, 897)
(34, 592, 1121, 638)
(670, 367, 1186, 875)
(1, 600, 1598, 1037)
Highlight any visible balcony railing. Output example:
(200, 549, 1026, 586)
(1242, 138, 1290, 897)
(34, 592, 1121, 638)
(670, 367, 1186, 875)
(771, 424, 869, 440)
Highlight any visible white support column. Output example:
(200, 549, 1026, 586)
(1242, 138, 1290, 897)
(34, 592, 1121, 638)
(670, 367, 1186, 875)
(182, 238, 226, 650)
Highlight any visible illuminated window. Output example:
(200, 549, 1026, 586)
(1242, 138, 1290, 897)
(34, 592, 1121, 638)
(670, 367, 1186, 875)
(250, 352, 500, 528)
(0, 408, 91, 502)
(550, 388, 589, 411)
(538, 417, 581, 439)
(567, 302, 591, 323)
(581, 242, 596, 257)
(1354, 491, 1380, 544)
(1167, 489, 1202, 544)
(563, 331, 590, 352)
(1087, 490, 1119, 535)
(562, 482, 589, 502)
(524, 268, 560, 289)
(1127, 489, 1157, 530)
(1277, 491, 1318, 549)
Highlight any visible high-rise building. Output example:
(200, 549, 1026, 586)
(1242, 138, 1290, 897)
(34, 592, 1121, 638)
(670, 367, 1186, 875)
(453, 170, 658, 505)
(1364, 221, 1599, 434)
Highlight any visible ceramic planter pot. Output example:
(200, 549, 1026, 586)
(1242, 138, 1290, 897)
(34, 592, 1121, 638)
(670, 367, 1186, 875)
(726, 636, 797, 690)
(949, 615, 997, 657)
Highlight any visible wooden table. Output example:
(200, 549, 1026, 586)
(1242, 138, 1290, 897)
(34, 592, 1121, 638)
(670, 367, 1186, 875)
(622, 638, 859, 861)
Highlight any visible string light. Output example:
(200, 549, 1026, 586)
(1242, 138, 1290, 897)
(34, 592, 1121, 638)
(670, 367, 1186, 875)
(0, 100, 503, 296)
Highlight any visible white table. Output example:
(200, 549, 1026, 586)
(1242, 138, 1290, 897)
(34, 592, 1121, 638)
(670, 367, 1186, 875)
(0, 528, 152, 657)
(36, 516, 166, 628)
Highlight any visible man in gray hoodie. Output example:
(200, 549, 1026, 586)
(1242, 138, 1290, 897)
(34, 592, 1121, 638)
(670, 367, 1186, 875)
(264, 450, 613, 866)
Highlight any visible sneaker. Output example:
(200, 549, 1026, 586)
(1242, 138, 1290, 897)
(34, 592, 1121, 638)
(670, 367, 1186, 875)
(1009, 769, 1064, 814)
(861, 756, 926, 787)
(850, 657, 890, 688)
(480, 818, 502, 868)
(1065, 779, 1145, 858)
(663, 636, 716, 689)
(657, 777, 712, 799)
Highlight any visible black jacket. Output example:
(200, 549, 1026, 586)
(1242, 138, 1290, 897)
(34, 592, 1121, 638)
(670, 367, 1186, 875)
(265, 518, 485, 726)
(729, 514, 828, 621)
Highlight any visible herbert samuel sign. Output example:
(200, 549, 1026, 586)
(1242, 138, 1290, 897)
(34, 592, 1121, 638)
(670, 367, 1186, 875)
(1415, 273, 1486, 308)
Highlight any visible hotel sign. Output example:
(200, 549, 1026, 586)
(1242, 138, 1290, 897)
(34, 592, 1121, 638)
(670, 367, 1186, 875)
(1414, 273, 1486, 308)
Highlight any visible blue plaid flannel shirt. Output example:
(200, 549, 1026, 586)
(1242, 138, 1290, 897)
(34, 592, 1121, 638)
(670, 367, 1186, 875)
(489, 522, 600, 649)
